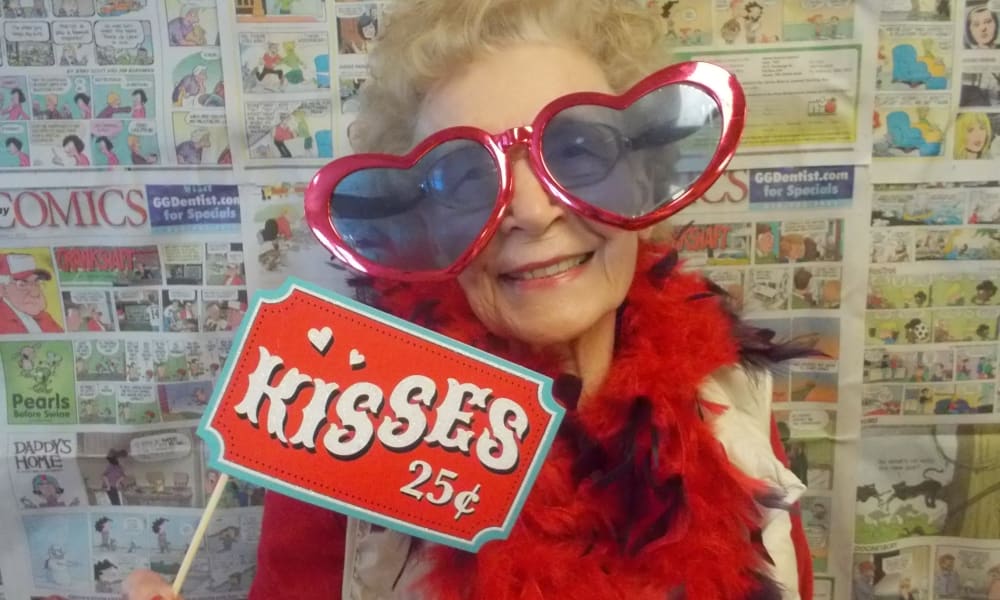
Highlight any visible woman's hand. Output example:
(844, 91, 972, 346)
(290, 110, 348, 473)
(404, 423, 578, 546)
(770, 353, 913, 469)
(122, 570, 181, 600)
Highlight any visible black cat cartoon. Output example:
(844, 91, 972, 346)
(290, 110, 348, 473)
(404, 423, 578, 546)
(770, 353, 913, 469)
(890, 467, 946, 508)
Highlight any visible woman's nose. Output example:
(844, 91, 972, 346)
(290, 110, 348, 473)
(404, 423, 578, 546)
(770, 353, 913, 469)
(499, 156, 566, 236)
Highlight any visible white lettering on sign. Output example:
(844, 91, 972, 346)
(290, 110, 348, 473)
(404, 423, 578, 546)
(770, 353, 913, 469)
(233, 345, 529, 474)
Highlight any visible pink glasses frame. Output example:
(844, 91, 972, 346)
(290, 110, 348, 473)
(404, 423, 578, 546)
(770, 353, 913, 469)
(305, 60, 746, 282)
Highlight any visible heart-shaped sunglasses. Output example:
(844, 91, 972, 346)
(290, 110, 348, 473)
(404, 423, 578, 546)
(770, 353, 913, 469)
(305, 61, 746, 281)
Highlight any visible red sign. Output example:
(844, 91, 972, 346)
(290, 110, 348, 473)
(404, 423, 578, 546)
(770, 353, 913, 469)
(199, 279, 563, 551)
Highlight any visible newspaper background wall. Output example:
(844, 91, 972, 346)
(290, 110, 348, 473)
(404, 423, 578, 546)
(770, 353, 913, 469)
(0, 1, 994, 599)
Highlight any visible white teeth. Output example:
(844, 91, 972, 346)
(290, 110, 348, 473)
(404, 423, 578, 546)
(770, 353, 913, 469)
(508, 255, 588, 281)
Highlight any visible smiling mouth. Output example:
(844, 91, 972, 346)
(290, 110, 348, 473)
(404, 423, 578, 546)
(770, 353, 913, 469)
(502, 253, 594, 281)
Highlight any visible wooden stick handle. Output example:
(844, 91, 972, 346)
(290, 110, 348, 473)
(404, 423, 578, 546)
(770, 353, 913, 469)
(172, 472, 230, 595)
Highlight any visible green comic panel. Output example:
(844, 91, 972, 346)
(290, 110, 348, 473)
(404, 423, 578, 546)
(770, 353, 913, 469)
(1, 340, 76, 424)
(931, 273, 1000, 307)
(868, 273, 933, 309)
(866, 310, 934, 345)
(932, 308, 1000, 343)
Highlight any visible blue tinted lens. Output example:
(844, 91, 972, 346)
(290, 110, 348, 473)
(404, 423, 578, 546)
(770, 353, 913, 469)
(541, 119, 626, 188)
(541, 84, 722, 220)
(330, 139, 499, 272)
(424, 147, 500, 214)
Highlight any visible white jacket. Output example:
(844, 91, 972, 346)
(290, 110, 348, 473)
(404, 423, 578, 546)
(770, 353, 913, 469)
(342, 366, 806, 600)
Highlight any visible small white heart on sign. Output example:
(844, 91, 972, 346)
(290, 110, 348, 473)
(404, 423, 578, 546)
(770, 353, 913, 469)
(349, 349, 366, 369)
(307, 327, 334, 355)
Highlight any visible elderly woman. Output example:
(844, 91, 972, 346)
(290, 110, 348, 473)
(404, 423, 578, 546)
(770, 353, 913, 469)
(125, 1, 812, 598)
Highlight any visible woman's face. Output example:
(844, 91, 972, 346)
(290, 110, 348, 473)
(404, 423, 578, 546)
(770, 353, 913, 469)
(971, 9, 997, 47)
(361, 22, 376, 39)
(966, 119, 988, 153)
(414, 44, 640, 347)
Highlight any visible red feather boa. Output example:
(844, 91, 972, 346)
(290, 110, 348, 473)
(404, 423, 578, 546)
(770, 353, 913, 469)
(366, 243, 790, 600)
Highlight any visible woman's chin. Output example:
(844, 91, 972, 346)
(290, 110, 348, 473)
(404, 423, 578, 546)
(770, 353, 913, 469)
(501, 309, 614, 353)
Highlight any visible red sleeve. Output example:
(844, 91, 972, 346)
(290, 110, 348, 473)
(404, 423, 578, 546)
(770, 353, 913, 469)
(249, 491, 348, 599)
(39, 310, 65, 333)
(769, 416, 814, 600)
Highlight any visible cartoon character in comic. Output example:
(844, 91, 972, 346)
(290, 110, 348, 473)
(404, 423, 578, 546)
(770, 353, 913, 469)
(128, 135, 158, 165)
(914, 106, 944, 143)
(852, 561, 876, 600)
(203, 302, 228, 332)
(986, 564, 1000, 599)
(51, 135, 90, 166)
(95, 136, 121, 166)
(977, 356, 995, 378)
(934, 393, 973, 414)
(94, 558, 120, 593)
(19, 346, 62, 394)
(272, 113, 295, 158)
(172, 65, 209, 106)
(274, 0, 300, 14)
(6, 137, 30, 167)
(0, 87, 30, 120)
(935, 553, 961, 596)
(654, 1, 679, 39)
(35, 94, 72, 120)
(152, 518, 170, 553)
(0, 253, 63, 333)
(167, 6, 206, 46)
(209, 526, 240, 552)
(95, 517, 116, 550)
(341, 8, 380, 54)
(142, 300, 161, 329)
(44, 545, 76, 587)
(904, 318, 931, 343)
(257, 214, 293, 271)
(24, 474, 77, 508)
(223, 262, 245, 285)
(742, 1, 764, 43)
(102, 449, 128, 505)
(96, 92, 131, 119)
(819, 279, 840, 309)
(60, 43, 87, 66)
(355, 9, 380, 53)
(779, 234, 806, 262)
(4, 0, 46, 18)
(66, 302, 108, 332)
(163, 299, 182, 331)
(56, 0, 83, 16)
(955, 113, 993, 160)
(131, 89, 148, 118)
(280, 41, 307, 85)
(192, 386, 209, 406)
(791, 269, 815, 308)
(754, 223, 774, 258)
(225, 299, 245, 330)
(973, 280, 998, 304)
(789, 443, 808, 486)
(75, 92, 92, 118)
(254, 43, 286, 87)
(937, 0, 951, 19)
(101, 0, 147, 15)
(175, 129, 212, 164)
(965, 5, 999, 49)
